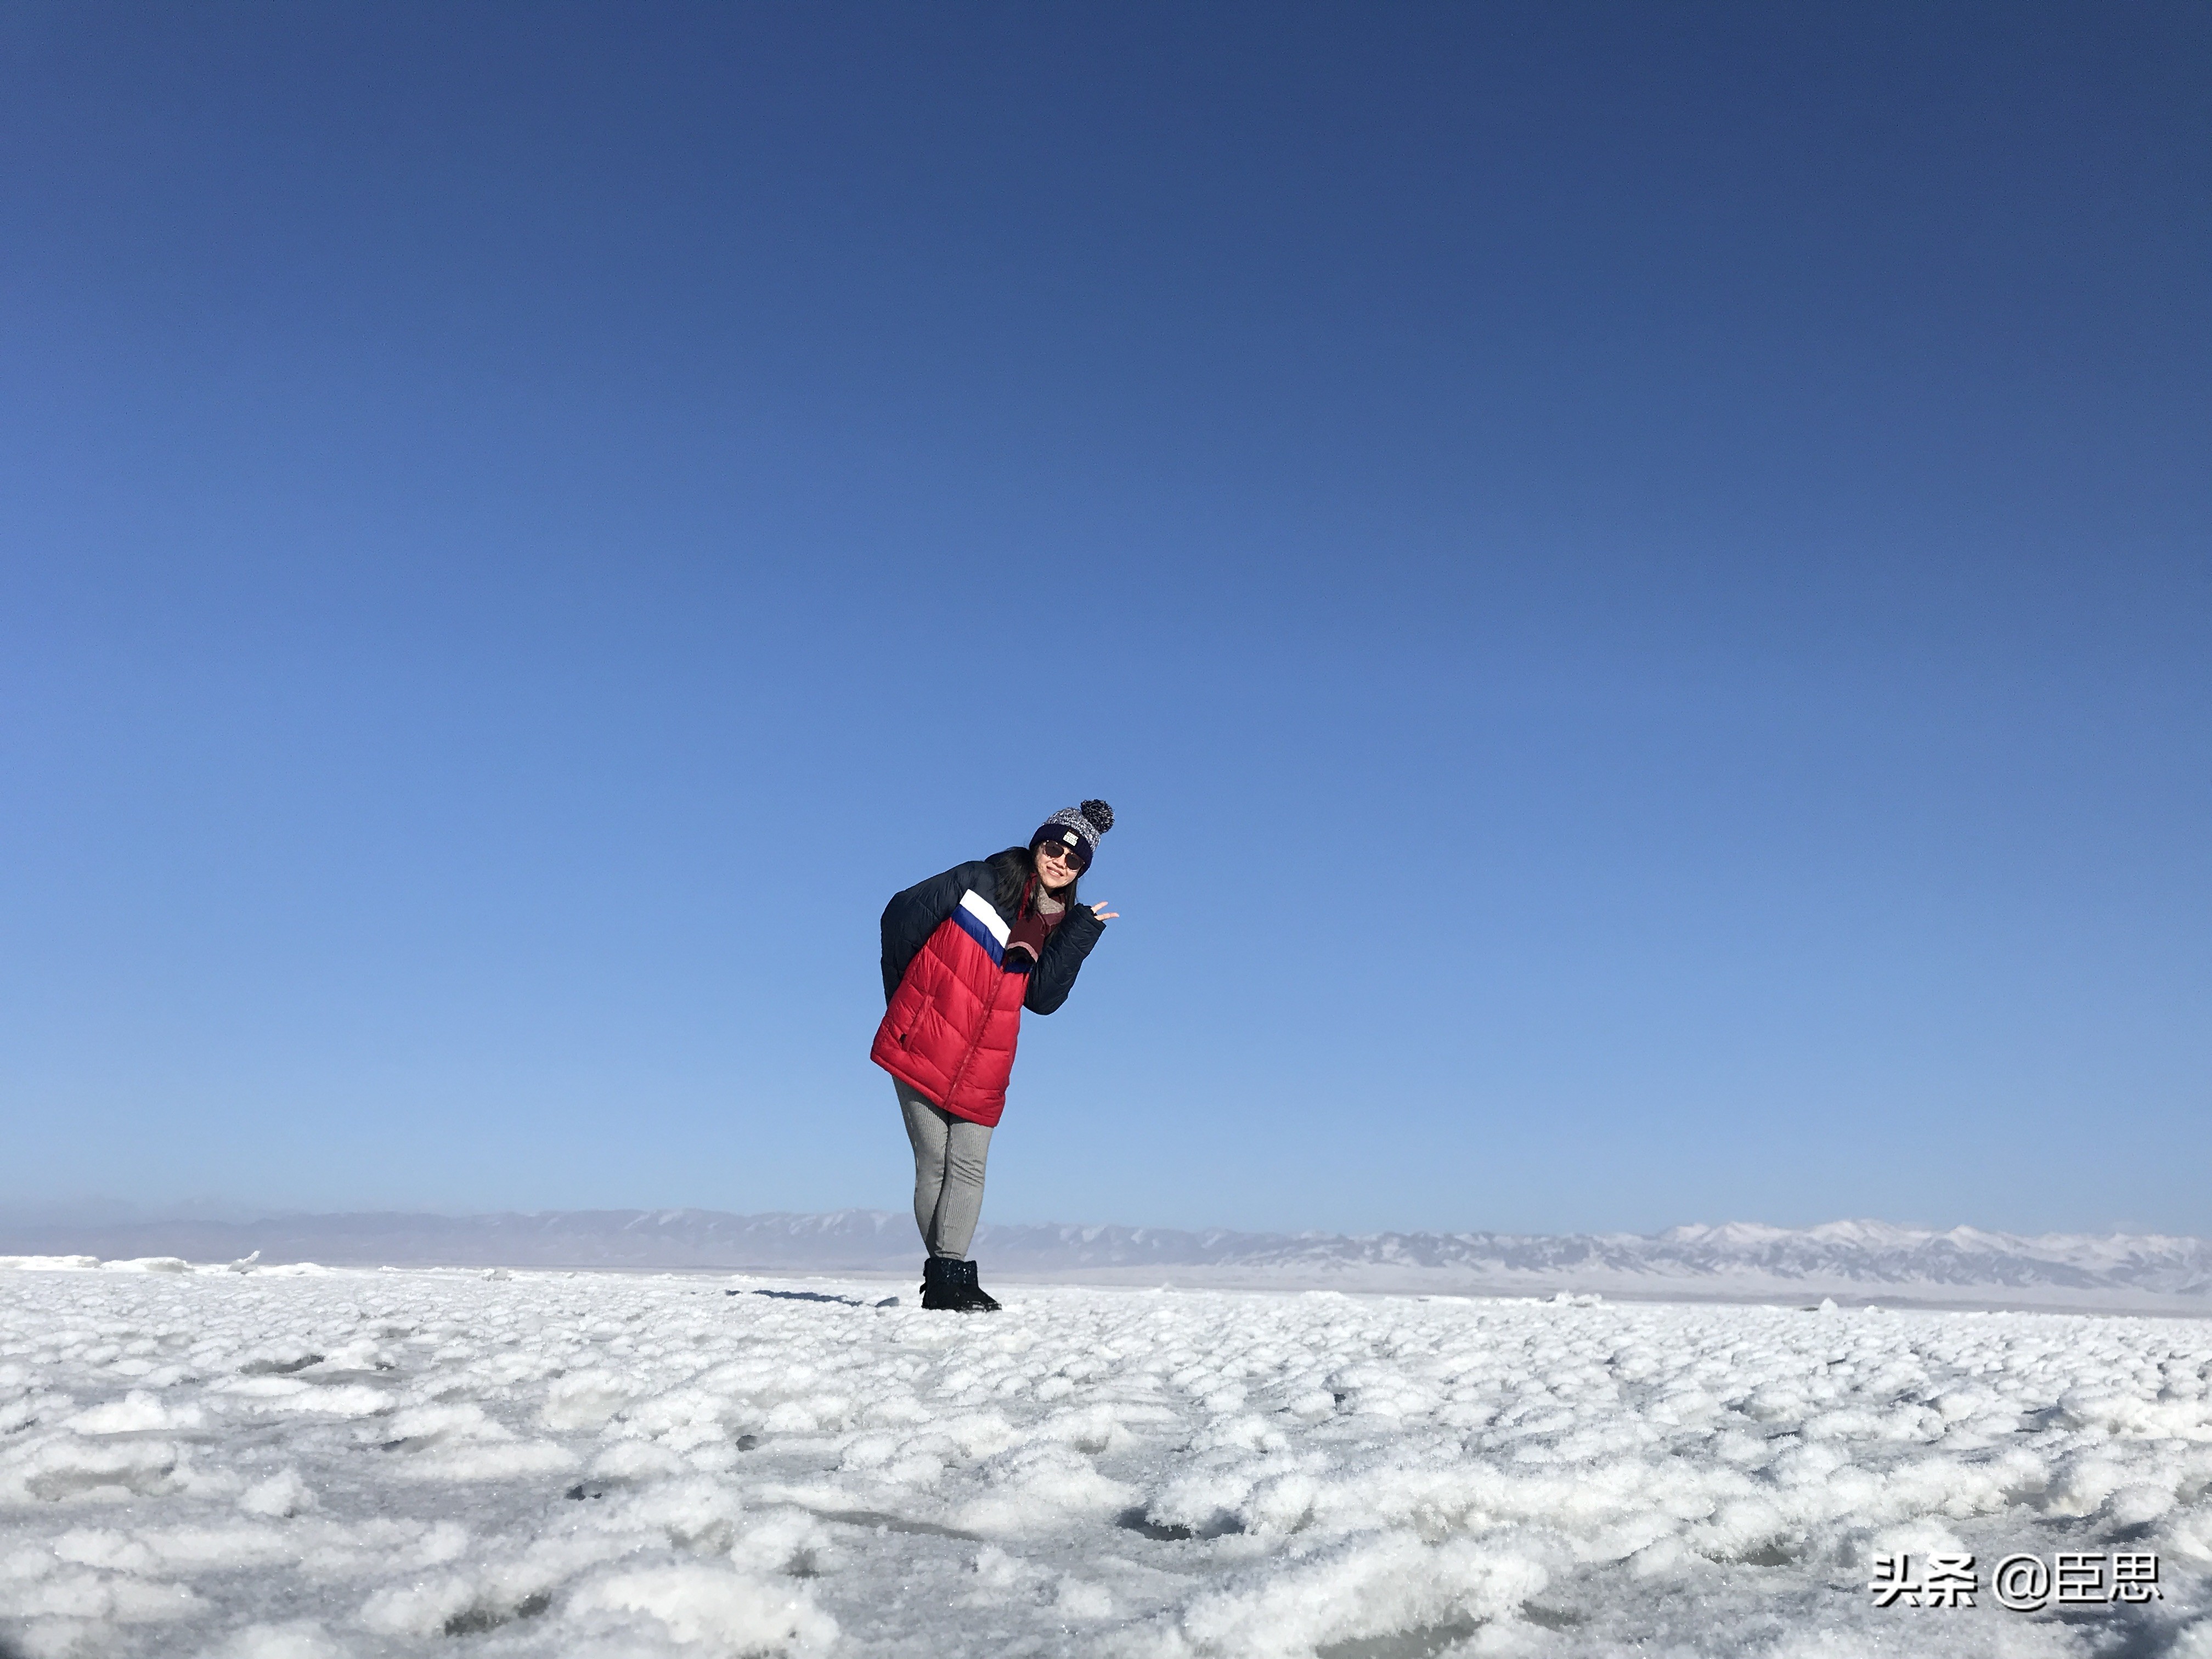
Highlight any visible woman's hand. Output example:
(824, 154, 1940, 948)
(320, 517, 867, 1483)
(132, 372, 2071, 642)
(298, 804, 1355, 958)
(1089, 901, 1119, 921)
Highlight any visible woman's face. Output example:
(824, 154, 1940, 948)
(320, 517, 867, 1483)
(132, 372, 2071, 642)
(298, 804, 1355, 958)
(1033, 840, 1083, 890)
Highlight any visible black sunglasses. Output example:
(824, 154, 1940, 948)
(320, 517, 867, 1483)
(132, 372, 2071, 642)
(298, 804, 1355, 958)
(1035, 840, 1082, 864)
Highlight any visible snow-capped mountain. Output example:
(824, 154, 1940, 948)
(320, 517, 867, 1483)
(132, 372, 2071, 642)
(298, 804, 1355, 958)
(1183, 1217, 2212, 1298)
(970, 1216, 2212, 1305)
(4, 1207, 2209, 1309)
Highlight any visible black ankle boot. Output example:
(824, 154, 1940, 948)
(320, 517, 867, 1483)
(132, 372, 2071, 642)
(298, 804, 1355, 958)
(953, 1260, 1002, 1312)
(920, 1257, 960, 1311)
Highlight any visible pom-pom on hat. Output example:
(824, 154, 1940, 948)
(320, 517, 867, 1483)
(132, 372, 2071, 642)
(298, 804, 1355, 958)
(1029, 799, 1114, 872)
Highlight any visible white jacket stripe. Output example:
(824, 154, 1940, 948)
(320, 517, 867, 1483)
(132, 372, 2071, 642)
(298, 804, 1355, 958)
(958, 888, 1011, 947)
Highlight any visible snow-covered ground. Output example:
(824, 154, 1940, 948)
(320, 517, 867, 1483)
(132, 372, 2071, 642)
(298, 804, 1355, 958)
(3, 1261, 2210, 1658)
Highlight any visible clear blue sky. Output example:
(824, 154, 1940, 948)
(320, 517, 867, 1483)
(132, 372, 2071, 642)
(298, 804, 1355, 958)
(4, 2, 2206, 1238)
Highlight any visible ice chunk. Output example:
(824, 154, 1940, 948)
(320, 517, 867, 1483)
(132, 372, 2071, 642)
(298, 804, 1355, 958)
(239, 1469, 317, 1519)
(568, 1562, 836, 1652)
(212, 1620, 346, 1658)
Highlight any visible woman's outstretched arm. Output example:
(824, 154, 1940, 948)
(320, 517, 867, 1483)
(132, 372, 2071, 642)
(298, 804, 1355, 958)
(1024, 902, 1109, 1014)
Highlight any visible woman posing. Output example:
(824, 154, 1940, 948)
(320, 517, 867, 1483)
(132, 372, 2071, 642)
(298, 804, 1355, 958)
(872, 800, 1118, 1311)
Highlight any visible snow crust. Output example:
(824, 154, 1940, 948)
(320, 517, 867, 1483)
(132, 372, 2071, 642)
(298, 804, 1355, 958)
(1, 1261, 2208, 1656)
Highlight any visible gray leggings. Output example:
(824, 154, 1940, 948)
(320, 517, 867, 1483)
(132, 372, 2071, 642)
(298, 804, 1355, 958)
(896, 1081, 994, 1260)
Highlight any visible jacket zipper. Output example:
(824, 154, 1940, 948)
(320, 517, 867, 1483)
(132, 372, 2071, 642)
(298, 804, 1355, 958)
(945, 962, 1012, 1102)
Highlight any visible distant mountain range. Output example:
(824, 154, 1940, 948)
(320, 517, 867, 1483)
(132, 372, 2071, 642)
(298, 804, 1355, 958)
(5, 1208, 2210, 1312)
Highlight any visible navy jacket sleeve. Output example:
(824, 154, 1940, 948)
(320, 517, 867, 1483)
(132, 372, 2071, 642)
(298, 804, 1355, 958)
(1024, 905, 1104, 1014)
(881, 860, 989, 1003)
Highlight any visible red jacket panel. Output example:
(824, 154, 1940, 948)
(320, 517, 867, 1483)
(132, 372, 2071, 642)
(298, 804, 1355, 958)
(872, 888, 1026, 1126)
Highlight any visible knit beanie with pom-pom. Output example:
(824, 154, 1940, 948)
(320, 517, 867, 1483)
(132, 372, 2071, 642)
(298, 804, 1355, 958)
(1029, 800, 1114, 872)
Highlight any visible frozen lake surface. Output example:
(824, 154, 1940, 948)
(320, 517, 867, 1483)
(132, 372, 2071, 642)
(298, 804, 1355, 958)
(2, 1262, 2208, 1657)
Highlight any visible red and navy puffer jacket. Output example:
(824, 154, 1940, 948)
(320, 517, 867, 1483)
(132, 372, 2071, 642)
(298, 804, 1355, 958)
(871, 850, 1106, 1126)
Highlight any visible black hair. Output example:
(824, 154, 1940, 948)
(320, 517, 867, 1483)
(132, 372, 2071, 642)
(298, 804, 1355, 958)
(986, 845, 1078, 920)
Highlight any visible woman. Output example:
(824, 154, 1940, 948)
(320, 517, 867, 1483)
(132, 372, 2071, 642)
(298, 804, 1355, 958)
(872, 800, 1118, 1311)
